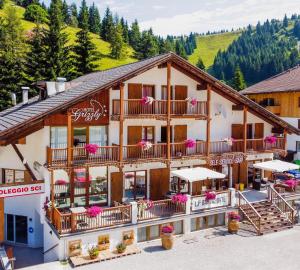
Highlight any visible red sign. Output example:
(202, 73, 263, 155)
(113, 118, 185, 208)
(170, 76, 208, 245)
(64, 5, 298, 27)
(0, 183, 45, 198)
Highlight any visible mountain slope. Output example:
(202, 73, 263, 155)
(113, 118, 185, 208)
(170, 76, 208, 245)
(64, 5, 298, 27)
(0, 1, 136, 71)
(189, 31, 240, 69)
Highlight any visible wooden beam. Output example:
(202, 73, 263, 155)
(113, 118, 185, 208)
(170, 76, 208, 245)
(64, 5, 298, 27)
(119, 83, 124, 164)
(284, 129, 287, 150)
(0, 198, 4, 243)
(232, 104, 244, 111)
(243, 106, 248, 153)
(167, 62, 171, 161)
(206, 84, 211, 156)
(50, 171, 54, 222)
(67, 111, 72, 166)
(11, 144, 37, 181)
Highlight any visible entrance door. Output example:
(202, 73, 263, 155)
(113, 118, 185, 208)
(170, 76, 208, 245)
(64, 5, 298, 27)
(111, 172, 123, 204)
(5, 214, 28, 245)
(127, 126, 142, 158)
(174, 85, 188, 114)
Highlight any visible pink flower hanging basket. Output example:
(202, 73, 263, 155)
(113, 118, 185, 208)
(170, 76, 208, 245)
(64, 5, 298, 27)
(86, 206, 103, 218)
(85, 144, 98, 154)
(184, 139, 196, 149)
(171, 193, 188, 204)
(264, 135, 277, 144)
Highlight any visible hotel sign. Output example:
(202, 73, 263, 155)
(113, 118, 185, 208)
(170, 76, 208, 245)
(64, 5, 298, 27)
(0, 183, 45, 198)
(71, 99, 107, 122)
(209, 153, 245, 166)
(191, 192, 229, 211)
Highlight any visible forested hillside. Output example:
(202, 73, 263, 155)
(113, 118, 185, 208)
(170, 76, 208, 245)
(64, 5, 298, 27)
(211, 15, 300, 89)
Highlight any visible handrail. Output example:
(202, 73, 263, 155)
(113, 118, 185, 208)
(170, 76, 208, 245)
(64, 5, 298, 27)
(267, 185, 295, 224)
(43, 243, 59, 255)
(237, 191, 262, 235)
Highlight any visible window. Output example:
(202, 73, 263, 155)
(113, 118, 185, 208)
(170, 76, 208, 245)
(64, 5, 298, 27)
(296, 141, 300, 152)
(89, 126, 108, 146)
(1, 169, 26, 184)
(142, 126, 154, 143)
(161, 85, 173, 100)
(259, 98, 275, 107)
(124, 171, 146, 200)
(50, 127, 67, 148)
(142, 85, 155, 97)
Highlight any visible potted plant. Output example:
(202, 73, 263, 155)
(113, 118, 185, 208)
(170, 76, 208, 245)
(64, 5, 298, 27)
(161, 225, 174, 250)
(228, 211, 241, 234)
(205, 191, 216, 201)
(98, 235, 110, 251)
(116, 243, 126, 254)
(123, 232, 134, 246)
(88, 246, 99, 260)
(85, 143, 98, 154)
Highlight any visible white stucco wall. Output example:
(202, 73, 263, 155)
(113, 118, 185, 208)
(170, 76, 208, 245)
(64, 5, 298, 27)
(282, 117, 300, 159)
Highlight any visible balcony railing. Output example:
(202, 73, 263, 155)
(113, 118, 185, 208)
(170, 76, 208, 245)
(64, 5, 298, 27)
(47, 138, 285, 167)
(112, 99, 207, 117)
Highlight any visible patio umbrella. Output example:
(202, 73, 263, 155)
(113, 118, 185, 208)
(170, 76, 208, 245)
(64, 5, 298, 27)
(171, 167, 225, 182)
(253, 160, 299, 173)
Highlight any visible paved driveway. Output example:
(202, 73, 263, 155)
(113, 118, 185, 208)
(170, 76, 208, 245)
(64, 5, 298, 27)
(22, 225, 300, 270)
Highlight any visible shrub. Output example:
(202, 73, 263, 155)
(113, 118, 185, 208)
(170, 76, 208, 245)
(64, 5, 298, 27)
(24, 4, 48, 24)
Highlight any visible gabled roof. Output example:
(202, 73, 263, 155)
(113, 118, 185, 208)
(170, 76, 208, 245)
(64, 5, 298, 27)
(240, 65, 300, 95)
(0, 52, 299, 144)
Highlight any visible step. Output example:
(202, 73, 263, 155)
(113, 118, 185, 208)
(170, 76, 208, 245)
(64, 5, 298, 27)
(261, 224, 293, 234)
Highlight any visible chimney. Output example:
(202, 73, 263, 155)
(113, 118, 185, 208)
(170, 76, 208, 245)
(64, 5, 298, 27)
(46, 81, 57, 97)
(11, 93, 16, 106)
(22, 87, 29, 105)
(56, 77, 67, 93)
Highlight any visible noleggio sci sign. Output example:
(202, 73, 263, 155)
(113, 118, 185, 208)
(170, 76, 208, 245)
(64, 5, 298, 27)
(0, 184, 45, 198)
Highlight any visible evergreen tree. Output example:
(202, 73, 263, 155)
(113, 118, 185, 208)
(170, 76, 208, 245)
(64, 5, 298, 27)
(232, 66, 246, 91)
(61, 0, 69, 24)
(128, 19, 141, 51)
(43, 0, 73, 80)
(120, 17, 129, 43)
(73, 1, 100, 75)
(175, 39, 187, 59)
(110, 23, 126, 59)
(293, 21, 300, 39)
(24, 3, 48, 24)
(135, 30, 159, 60)
(0, 5, 26, 110)
(25, 24, 47, 95)
(196, 56, 205, 70)
(78, 0, 89, 29)
(68, 3, 78, 27)
(88, 2, 101, 34)
(101, 7, 114, 42)
(283, 14, 288, 28)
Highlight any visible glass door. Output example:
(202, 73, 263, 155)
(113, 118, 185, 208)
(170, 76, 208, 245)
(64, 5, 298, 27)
(5, 214, 28, 245)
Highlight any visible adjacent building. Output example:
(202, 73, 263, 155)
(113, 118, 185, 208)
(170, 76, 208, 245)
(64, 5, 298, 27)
(241, 66, 300, 160)
(0, 52, 298, 262)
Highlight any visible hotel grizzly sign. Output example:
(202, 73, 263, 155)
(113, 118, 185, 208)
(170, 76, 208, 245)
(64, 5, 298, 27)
(44, 91, 109, 125)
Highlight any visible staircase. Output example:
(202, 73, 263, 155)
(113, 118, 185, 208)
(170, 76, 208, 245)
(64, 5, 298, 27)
(237, 186, 295, 235)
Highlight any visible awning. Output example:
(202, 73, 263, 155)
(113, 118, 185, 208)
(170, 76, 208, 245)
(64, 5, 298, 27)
(253, 160, 299, 173)
(171, 167, 225, 183)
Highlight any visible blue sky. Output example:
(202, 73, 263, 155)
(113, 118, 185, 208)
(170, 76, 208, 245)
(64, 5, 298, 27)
(45, 0, 300, 36)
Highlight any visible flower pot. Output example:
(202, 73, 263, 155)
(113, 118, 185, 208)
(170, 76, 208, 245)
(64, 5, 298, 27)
(161, 233, 174, 250)
(89, 253, 99, 260)
(117, 247, 126, 254)
(228, 219, 239, 234)
(98, 243, 109, 251)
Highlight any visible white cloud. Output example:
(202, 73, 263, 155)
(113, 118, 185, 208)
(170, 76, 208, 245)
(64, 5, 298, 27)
(140, 0, 300, 36)
(152, 5, 165, 10)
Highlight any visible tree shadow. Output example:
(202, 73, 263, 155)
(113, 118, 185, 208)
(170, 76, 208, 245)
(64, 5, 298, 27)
(143, 245, 165, 253)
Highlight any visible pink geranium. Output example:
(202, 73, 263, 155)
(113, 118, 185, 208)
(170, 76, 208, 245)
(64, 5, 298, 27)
(85, 144, 98, 154)
(161, 225, 174, 234)
(228, 212, 241, 221)
(138, 140, 153, 151)
(55, 179, 67, 185)
(140, 96, 154, 105)
(284, 179, 297, 188)
(205, 191, 216, 201)
(184, 139, 196, 148)
(264, 135, 277, 144)
(86, 206, 103, 218)
(172, 193, 188, 204)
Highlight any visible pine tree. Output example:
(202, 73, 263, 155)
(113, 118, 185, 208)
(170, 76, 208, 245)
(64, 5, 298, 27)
(175, 39, 187, 59)
(73, 2, 100, 76)
(129, 19, 141, 51)
(101, 7, 114, 42)
(43, 0, 73, 80)
(61, 0, 69, 24)
(293, 21, 300, 39)
(110, 23, 126, 59)
(135, 30, 159, 60)
(283, 14, 288, 28)
(68, 3, 78, 27)
(88, 2, 101, 34)
(233, 66, 246, 91)
(0, 5, 26, 110)
(78, 0, 89, 29)
(196, 56, 205, 70)
(120, 17, 129, 43)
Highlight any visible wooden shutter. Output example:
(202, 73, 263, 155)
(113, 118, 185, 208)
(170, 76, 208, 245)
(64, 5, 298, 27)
(174, 125, 187, 142)
(111, 172, 123, 204)
(231, 124, 244, 139)
(127, 126, 142, 158)
(128, 83, 142, 99)
(254, 123, 264, 139)
(150, 168, 170, 200)
(174, 85, 188, 114)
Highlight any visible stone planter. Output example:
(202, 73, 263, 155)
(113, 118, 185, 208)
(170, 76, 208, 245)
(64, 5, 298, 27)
(161, 233, 174, 250)
(228, 219, 239, 234)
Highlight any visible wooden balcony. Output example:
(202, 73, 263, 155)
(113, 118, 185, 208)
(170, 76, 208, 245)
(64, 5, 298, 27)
(47, 138, 285, 167)
(112, 99, 207, 119)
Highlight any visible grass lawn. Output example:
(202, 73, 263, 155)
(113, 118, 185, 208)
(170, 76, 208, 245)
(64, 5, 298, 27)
(0, 1, 137, 71)
(189, 31, 240, 69)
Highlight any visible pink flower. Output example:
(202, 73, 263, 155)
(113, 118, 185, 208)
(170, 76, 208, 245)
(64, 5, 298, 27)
(85, 144, 98, 154)
(190, 98, 197, 106)
(161, 225, 174, 234)
(184, 139, 196, 148)
(205, 191, 216, 201)
(284, 179, 297, 188)
(140, 96, 154, 105)
(86, 206, 103, 217)
(228, 212, 241, 221)
(55, 179, 67, 185)
(264, 135, 277, 144)
(138, 140, 153, 151)
(172, 194, 188, 204)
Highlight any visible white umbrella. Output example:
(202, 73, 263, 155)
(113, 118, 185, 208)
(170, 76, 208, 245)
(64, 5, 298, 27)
(171, 167, 225, 182)
(253, 160, 299, 173)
